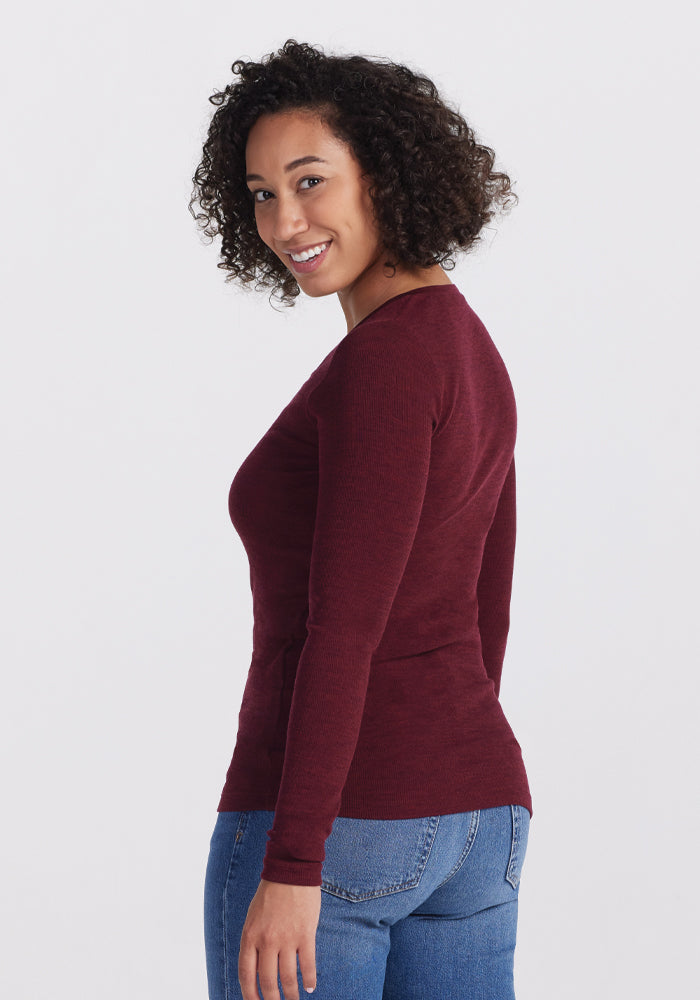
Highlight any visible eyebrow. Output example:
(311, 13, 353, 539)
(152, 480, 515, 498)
(245, 155, 329, 183)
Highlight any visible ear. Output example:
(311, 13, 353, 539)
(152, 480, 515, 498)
(359, 170, 378, 219)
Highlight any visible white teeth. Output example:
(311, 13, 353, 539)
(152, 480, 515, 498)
(289, 242, 328, 262)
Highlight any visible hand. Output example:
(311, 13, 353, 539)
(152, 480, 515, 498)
(238, 877, 321, 1000)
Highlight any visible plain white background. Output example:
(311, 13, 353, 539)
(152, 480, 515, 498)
(1, 2, 697, 997)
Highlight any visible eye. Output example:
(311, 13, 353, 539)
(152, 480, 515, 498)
(250, 176, 323, 205)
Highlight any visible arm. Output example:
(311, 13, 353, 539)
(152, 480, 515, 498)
(260, 326, 440, 887)
(476, 455, 517, 699)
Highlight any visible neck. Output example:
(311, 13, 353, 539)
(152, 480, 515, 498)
(337, 252, 453, 333)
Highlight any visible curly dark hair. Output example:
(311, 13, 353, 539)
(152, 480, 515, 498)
(188, 39, 518, 307)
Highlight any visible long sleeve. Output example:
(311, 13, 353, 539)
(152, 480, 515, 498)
(259, 324, 441, 886)
(476, 455, 516, 698)
(219, 284, 532, 861)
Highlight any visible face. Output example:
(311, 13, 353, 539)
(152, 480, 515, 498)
(244, 110, 385, 299)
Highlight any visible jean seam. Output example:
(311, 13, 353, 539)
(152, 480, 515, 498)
(222, 812, 249, 999)
(506, 804, 521, 889)
(435, 809, 480, 889)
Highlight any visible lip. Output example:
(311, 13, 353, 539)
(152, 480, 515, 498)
(286, 240, 332, 275)
(284, 240, 331, 254)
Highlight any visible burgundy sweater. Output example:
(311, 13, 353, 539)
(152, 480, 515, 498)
(217, 283, 532, 886)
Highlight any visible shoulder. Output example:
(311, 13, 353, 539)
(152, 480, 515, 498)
(307, 317, 443, 431)
(337, 317, 438, 378)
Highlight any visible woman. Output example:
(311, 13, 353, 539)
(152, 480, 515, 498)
(189, 38, 532, 1000)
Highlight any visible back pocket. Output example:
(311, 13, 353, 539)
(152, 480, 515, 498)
(321, 814, 440, 901)
(505, 804, 530, 889)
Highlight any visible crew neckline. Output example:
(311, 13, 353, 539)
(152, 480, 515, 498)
(348, 283, 460, 335)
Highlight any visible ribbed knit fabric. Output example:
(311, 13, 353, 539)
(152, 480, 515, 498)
(217, 283, 532, 886)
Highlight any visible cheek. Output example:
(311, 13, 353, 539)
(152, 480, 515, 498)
(253, 212, 268, 241)
(252, 203, 273, 235)
(258, 226, 277, 255)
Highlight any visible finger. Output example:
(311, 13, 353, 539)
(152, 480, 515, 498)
(297, 939, 317, 994)
(278, 948, 301, 1000)
(257, 946, 282, 1000)
(238, 937, 261, 1000)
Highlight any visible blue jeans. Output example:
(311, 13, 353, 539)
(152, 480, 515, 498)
(204, 804, 530, 999)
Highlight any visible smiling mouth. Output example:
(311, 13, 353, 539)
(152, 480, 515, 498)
(286, 241, 332, 274)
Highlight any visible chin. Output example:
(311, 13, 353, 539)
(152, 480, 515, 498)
(292, 272, 342, 299)
(298, 282, 338, 299)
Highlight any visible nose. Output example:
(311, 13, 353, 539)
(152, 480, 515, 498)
(270, 193, 309, 245)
